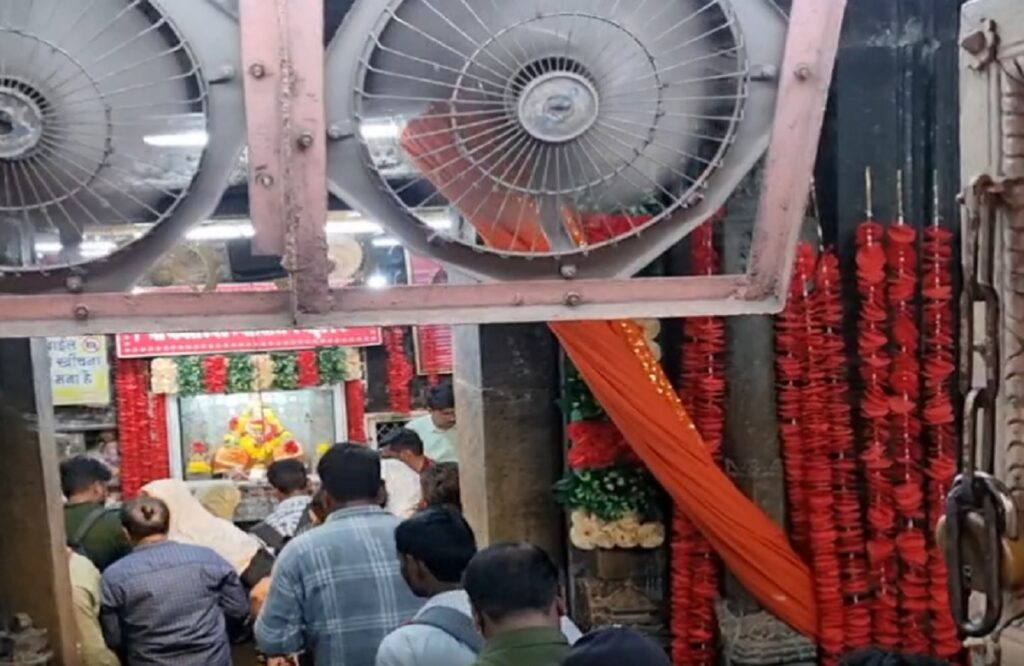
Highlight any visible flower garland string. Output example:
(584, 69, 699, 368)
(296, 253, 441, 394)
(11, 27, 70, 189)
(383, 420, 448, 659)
(674, 220, 725, 666)
(887, 205, 930, 655)
(857, 217, 900, 649)
(796, 243, 845, 665)
(385, 327, 414, 413)
(297, 350, 321, 387)
(922, 216, 961, 659)
(345, 380, 368, 443)
(203, 355, 228, 393)
(817, 251, 872, 651)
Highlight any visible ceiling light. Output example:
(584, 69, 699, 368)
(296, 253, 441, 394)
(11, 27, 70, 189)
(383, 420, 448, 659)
(360, 121, 400, 141)
(365, 273, 389, 289)
(371, 237, 401, 248)
(327, 220, 383, 235)
(144, 131, 209, 148)
(187, 223, 255, 241)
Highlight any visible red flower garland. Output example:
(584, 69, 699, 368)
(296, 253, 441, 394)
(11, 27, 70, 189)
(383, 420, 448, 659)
(817, 252, 872, 651)
(117, 359, 170, 498)
(203, 355, 228, 393)
(776, 246, 812, 561)
(421, 324, 441, 387)
(857, 220, 900, 648)
(566, 421, 636, 470)
(922, 222, 961, 659)
(673, 220, 725, 666)
(345, 380, 368, 443)
(886, 221, 930, 655)
(297, 350, 321, 387)
(384, 327, 414, 413)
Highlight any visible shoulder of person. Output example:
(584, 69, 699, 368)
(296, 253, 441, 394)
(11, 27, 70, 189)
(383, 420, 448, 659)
(377, 624, 475, 666)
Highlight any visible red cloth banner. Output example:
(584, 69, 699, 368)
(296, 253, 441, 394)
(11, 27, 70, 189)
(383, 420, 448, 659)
(116, 328, 383, 358)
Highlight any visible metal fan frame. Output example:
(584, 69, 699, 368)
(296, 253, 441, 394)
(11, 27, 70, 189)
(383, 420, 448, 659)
(0, 0, 246, 294)
(325, 0, 783, 281)
(0, 0, 845, 336)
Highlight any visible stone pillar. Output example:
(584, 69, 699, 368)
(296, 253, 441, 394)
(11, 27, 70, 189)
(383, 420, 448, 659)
(452, 323, 564, 562)
(0, 339, 77, 663)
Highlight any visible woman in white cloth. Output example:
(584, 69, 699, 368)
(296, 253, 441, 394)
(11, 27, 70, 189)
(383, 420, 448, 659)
(142, 479, 272, 587)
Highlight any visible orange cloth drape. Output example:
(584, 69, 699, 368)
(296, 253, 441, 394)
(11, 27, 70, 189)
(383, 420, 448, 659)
(551, 319, 819, 637)
(400, 115, 818, 637)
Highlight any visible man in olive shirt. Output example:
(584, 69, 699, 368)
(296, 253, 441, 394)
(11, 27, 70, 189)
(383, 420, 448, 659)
(61, 457, 130, 571)
(464, 543, 570, 666)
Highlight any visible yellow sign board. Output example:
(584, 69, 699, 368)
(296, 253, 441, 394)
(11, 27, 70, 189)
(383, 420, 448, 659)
(48, 336, 111, 406)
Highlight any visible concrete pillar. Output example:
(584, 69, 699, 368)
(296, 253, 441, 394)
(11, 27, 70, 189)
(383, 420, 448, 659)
(0, 339, 77, 663)
(452, 323, 564, 562)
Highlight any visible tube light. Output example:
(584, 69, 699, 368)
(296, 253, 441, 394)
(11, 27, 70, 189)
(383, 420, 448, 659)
(144, 131, 209, 148)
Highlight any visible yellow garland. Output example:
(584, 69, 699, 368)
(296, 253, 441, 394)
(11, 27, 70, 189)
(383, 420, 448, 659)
(151, 358, 180, 394)
(343, 348, 364, 381)
(569, 510, 665, 551)
(252, 354, 276, 390)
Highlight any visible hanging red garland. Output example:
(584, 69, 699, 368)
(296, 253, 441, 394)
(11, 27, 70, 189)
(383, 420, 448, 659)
(776, 247, 812, 561)
(345, 380, 368, 443)
(420, 324, 441, 387)
(673, 219, 725, 666)
(385, 327, 414, 413)
(921, 220, 961, 659)
(117, 359, 170, 498)
(566, 420, 636, 470)
(816, 252, 872, 652)
(297, 350, 321, 387)
(887, 218, 930, 655)
(856, 219, 900, 649)
(203, 355, 228, 393)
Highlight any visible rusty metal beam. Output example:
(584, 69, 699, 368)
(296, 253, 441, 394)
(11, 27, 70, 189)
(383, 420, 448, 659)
(746, 0, 848, 299)
(0, 276, 783, 337)
(239, 0, 331, 314)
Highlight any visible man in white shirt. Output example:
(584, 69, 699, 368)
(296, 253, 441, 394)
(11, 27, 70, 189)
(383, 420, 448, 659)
(381, 457, 423, 519)
(405, 384, 458, 463)
(375, 508, 580, 666)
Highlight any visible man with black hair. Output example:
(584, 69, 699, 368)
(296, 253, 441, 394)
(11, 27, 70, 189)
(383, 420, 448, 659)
(376, 511, 580, 666)
(562, 627, 669, 666)
(99, 497, 249, 666)
(256, 444, 422, 666)
(380, 427, 434, 474)
(260, 459, 311, 540)
(406, 383, 458, 463)
(463, 543, 571, 666)
(61, 456, 130, 571)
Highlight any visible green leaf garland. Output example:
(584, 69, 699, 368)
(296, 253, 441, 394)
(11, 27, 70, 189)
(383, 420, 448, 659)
(564, 364, 604, 422)
(227, 354, 255, 394)
(272, 352, 299, 390)
(318, 347, 346, 385)
(554, 466, 660, 522)
(176, 356, 205, 396)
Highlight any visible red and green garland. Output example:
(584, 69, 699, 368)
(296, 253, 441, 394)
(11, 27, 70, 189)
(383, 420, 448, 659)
(117, 358, 170, 497)
(149, 347, 362, 396)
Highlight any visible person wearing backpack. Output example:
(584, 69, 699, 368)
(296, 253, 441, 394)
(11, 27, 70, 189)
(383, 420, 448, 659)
(62, 456, 131, 571)
(375, 509, 580, 666)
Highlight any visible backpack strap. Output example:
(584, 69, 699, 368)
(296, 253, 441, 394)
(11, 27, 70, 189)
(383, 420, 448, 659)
(249, 521, 287, 554)
(410, 606, 484, 653)
(68, 506, 110, 552)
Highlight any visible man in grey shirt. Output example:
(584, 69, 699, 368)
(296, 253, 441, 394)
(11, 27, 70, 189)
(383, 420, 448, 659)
(376, 508, 580, 666)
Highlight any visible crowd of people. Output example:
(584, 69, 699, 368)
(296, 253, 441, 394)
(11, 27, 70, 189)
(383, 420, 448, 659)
(57, 384, 954, 666)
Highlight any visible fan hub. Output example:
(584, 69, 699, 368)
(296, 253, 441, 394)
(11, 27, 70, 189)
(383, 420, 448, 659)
(517, 71, 599, 144)
(0, 85, 44, 160)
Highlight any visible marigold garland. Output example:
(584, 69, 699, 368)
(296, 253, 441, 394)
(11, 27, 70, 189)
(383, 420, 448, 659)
(297, 350, 320, 387)
(117, 359, 170, 498)
(566, 420, 636, 470)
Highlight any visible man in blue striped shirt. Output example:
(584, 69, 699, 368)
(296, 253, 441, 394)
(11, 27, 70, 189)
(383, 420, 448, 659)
(100, 497, 249, 666)
(256, 444, 423, 665)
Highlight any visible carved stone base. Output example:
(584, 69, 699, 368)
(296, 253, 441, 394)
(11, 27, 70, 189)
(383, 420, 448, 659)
(717, 601, 817, 666)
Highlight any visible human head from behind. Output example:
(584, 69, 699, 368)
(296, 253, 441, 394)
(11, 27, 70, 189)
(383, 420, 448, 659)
(840, 650, 950, 666)
(426, 384, 456, 430)
(562, 627, 669, 666)
(121, 497, 170, 547)
(419, 462, 461, 512)
(317, 443, 385, 514)
(267, 458, 310, 501)
(60, 456, 112, 504)
(395, 506, 476, 598)
(380, 428, 430, 473)
(463, 542, 563, 639)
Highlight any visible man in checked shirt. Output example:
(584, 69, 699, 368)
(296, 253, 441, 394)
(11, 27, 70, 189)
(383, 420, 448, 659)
(99, 497, 249, 666)
(256, 443, 423, 665)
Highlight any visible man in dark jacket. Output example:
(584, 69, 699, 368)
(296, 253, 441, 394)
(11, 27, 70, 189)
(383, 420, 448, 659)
(61, 456, 130, 571)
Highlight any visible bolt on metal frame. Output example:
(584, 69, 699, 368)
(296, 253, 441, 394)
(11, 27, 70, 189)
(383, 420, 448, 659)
(0, 0, 846, 337)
